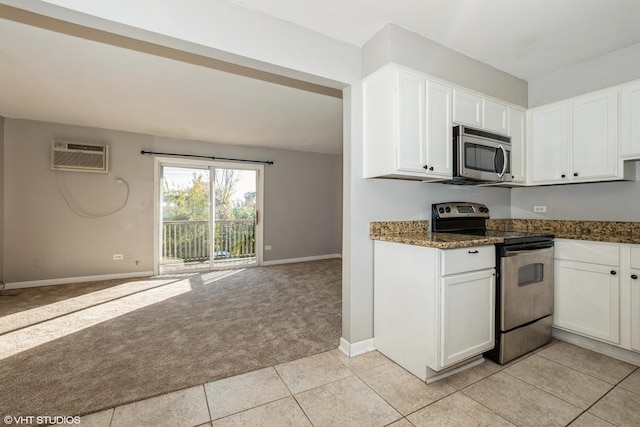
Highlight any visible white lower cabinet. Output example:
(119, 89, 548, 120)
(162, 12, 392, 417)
(374, 241, 495, 381)
(441, 270, 495, 367)
(631, 268, 640, 352)
(630, 247, 640, 352)
(554, 259, 620, 344)
(553, 239, 640, 353)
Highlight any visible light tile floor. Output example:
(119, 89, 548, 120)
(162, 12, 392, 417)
(78, 341, 639, 427)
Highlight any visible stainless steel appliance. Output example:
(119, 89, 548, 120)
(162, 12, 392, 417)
(432, 202, 554, 364)
(440, 126, 512, 185)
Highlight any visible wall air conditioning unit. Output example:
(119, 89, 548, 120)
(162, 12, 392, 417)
(51, 141, 109, 173)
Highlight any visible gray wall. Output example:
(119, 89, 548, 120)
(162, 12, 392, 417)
(512, 166, 640, 221)
(0, 117, 4, 281)
(3, 118, 342, 283)
(529, 42, 640, 107)
(362, 24, 528, 107)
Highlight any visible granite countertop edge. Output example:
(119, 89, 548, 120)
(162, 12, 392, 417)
(370, 232, 504, 249)
(370, 219, 640, 249)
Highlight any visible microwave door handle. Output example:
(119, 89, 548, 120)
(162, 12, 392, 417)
(498, 145, 507, 178)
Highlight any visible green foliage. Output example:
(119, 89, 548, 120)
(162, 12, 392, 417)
(162, 169, 257, 264)
(163, 172, 210, 220)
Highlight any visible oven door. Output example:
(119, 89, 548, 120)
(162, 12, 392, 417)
(457, 135, 512, 182)
(500, 245, 554, 331)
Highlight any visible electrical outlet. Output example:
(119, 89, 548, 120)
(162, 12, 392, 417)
(113, 254, 124, 261)
(265, 245, 272, 251)
(533, 206, 547, 213)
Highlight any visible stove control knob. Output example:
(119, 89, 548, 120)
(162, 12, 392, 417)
(445, 207, 451, 213)
(438, 207, 444, 214)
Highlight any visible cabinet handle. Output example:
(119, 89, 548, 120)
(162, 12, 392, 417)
(561, 174, 566, 178)
(632, 274, 638, 280)
(429, 166, 434, 171)
(468, 250, 479, 254)
(574, 172, 579, 177)
(423, 165, 429, 170)
(610, 270, 617, 275)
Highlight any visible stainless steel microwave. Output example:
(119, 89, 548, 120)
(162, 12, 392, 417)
(448, 125, 512, 185)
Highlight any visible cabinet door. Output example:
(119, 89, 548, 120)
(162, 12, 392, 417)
(529, 102, 570, 184)
(453, 89, 482, 128)
(483, 99, 509, 135)
(620, 81, 640, 159)
(425, 81, 452, 178)
(395, 68, 427, 173)
(554, 260, 620, 344)
(571, 89, 617, 180)
(632, 269, 640, 352)
(509, 108, 526, 183)
(441, 269, 495, 368)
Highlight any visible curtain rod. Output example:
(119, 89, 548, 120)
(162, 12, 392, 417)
(140, 150, 274, 165)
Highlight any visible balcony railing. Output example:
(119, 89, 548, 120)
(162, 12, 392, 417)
(162, 220, 256, 264)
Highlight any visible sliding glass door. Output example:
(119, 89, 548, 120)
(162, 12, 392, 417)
(158, 160, 261, 274)
(211, 168, 258, 268)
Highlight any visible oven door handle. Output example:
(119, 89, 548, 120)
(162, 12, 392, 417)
(504, 247, 553, 257)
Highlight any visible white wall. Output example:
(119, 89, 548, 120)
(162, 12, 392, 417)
(3, 119, 342, 283)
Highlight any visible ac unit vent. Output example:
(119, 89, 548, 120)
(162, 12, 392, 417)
(51, 141, 109, 173)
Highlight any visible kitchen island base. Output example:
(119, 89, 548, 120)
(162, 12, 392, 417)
(373, 240, 495, 382)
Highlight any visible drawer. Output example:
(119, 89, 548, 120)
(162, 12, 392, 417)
(441, 245, 495, 276)
(631, 247, 640, 269)
(554, 239, 620, 266)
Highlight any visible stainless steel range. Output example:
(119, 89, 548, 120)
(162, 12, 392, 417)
(432, 202, 555, 364)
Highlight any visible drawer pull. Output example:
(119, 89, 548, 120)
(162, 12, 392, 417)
(610, 270, 617, 275)
(468, 250, 479, 254)
(632, 274, 638, 280)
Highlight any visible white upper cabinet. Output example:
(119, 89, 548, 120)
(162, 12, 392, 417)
(453, 89, 510, 135)
(363, 65, 452, 180)
(395, 69, 427, 173)
(620, 80, 640, 159)
(453, 89, 482, 128)
(529, 102, 570, 184)
(426, 81, 453, 178)
(529, 89, 618, 185)
(571, 90, 617, 180)
(483, 99, 510, 135)
(509, 108, 526, 183)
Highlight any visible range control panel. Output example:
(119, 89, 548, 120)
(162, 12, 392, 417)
(432, 202, 490, 219)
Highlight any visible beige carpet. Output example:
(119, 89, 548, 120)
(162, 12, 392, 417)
(0, 259, 341, 418)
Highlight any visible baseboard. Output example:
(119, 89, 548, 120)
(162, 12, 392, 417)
(4, 271, 155, 290)
(339, 337, 376, 357)
(262, 253, 342, 266)
(553, 328, 640, 366)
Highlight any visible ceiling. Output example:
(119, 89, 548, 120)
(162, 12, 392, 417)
(232, 0, 640, 81)
(2, 0, 640, 155)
